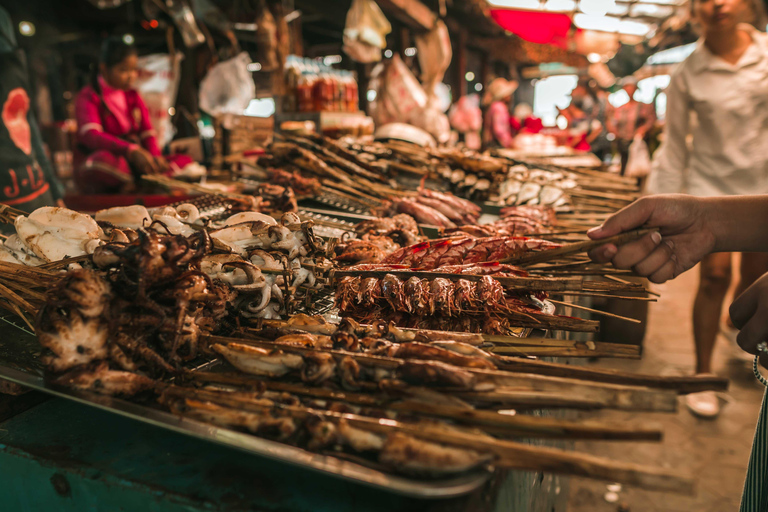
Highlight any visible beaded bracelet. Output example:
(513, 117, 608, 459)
(754, 342, 768, 387)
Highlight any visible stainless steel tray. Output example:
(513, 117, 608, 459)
(0, 314, 492, 499)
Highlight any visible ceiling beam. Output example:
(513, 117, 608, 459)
(375, 0, 436, 31)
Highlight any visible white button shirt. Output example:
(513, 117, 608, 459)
(648, 25, 768, 197)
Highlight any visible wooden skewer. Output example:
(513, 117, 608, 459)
(164, 386, 692, 493)
(495, 358, 728, 394)
(548, 299, 642, 324)
(552, 291, 656, 302)
(488, 343, 640, 359)
(502, 228, 657, 266)
(605, 274, 661, 298)
(39, 254, 92, 270)
(185, 373, 663, 441)
(206, 335, 674, 412)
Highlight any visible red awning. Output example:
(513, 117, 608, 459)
(490, 9, 573, 49)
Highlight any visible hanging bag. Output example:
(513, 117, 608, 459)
(625, 134, 651, 178)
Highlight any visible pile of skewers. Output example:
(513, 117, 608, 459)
(0, 198, 728, 495)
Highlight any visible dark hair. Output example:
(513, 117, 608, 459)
(100, 36, 137, 68)
(92, 36, 137, 93)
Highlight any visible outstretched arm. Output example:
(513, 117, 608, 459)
(588, 194, 768, 358)
(587, 194, 768, 283)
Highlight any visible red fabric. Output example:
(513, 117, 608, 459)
(75, 84, 162, 158)
(489, 9, 572, 49)
(524, 117, 544, 133)
(74, 83, 193, 194)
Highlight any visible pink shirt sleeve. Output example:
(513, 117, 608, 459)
(75, 89, 136, 157)
(135, 93, 162, 157)
(490, 102, 514, 148)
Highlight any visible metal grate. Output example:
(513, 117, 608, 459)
(160, 195, 239, 222)
(293, 289, 338, 318)
(312, 190, 377, 215)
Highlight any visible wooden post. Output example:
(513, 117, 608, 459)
(356, 62, 371, 113)
(480, 51, 490, 89)
(455, 27, 467, 98)
(398, 26, 410, 59)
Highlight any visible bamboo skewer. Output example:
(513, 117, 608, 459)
(0, 203, 26, 224)
(204, 335, 675, 412)
(552, 291, 656, 302)
(186, 372, 663, 441)
(548, 299, 642, 324)
(494, 358, 728, 394)
(503, 228, 657, 266)
(256, 319, 640, 358)
(162, 386, 693, 494)
(488, 342, 640, 359)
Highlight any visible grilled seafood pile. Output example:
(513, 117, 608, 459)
(160, 386, 492, 478)
(433, 148, 507, 201)
(0, 207, 105, 265)
(334, 214, 425, 266)
(378, 189, 482, 229)
(447, 206, 557, 238)
(36, 232, 221, 393)
(380, 236, 560, 268)
(333, 263, 583, 334)
(494, 165, 575, 209)
(32, 203, 331, 391)
(238, 166, 322, 199)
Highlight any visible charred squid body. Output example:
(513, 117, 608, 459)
(396, 360, 477, 390)
(51, 361, 157, 396)
(95, 205, 151, 230)
(15, 207, 104, 262)
(36, 269, 113, 372)
(167, 398, 297, 441)
(37, 311, 109, 372)
(213, 342, 304, 377)
(379, 432, 491, 477)
(301, 352, 336, 384)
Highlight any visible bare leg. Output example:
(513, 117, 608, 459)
(735, 252, 768, 298)
(692, 253, 732, 374)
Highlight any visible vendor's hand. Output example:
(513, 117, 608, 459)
(586, 194, 716, 283)
(730, 272, 768, 367)
(128, 147, 160, 175)
(154, 155, 171, 174)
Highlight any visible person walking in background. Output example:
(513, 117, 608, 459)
(563, 80, 604, 154)
(606, 76, 656, 175)
(481, 77, 518, 149)
(646, 0, 768, 418)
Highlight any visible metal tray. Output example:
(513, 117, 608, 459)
(0, 314, 491, 499)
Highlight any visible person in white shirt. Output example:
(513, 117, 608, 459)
(647, 0, 768, 418)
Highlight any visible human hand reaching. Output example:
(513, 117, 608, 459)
(730, 273, 768, 367)
(154, 155, 171, 174)
(587, 194, 717, 283)
(128, 147, 160, 175)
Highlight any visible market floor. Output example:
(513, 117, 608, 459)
(567, 265, 765, 512)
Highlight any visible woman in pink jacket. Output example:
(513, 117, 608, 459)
(75, 36, 192, 194)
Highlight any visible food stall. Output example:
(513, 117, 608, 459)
(0, 0, 717, 511)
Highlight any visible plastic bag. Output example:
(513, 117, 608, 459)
(343, 0, 391, 63)
(135, 53, 183, 147)
(198, 52, 256, 116)
(415, 20, 452, 98)
(369, 54, 427, 127)
(448, 95, 482, 133)
(625, 135, 652, 177)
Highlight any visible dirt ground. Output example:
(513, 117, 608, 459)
(567, 265, 765, 511)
